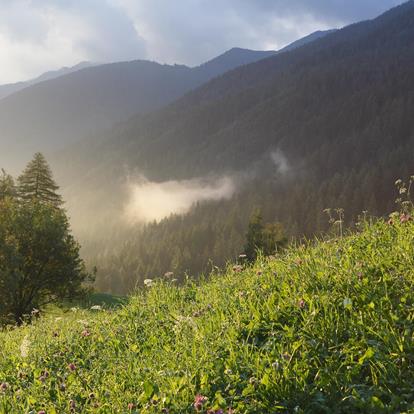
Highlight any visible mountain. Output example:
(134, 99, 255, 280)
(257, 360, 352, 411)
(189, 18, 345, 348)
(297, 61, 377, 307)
(66, 1, 414, 182)
(0, 62, 95, 100)
(52, 0, 414, 289)
(0, 31, 333, 173)
(278, 29, 338, 52)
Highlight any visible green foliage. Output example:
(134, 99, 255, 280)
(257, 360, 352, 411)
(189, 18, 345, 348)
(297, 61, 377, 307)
(0, 169, 15, 201)
(0, 198, 92, 325)
(0, 155, 91, 325)
(1, 216, 414, 412)
(18, 152, 62, 207)
(244, 209, 287, 261)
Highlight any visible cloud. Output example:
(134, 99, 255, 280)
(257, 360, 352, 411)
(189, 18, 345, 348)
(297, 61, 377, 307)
(0, 0, 145, 83)
(124, 175, 236, 223)
(0, 0, 404, 83)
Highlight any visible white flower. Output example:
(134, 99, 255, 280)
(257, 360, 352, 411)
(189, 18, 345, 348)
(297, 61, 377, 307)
(144, 279, 154, 287)
(90, 305, 102, 311)
(20, 336, 30, 358)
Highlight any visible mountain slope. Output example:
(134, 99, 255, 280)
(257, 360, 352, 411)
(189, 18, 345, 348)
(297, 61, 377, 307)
(0, 62, 95, 100)
(52, 1, 414, 263)
(1, 216, 414, 412)
(0, 31, 334, 173)
(65, 0, 414, 183)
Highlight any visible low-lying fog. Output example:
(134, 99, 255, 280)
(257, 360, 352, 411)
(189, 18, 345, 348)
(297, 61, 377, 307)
(124, 175, 236, 223)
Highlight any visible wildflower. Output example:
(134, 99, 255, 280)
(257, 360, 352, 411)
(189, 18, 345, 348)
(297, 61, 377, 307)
(70, 307, 79, 312)
(144, 279, 154, 287)
(298, 299, 305, 309)
(233, 265, 243, 273)
(256, 271, 262, 276)
(81, 329, 91, 337)
(400, 213, 411, 223)
(68, 363, 76, 371)
(89, 392, 95, 399)
(0, 382, 8, 391)
(38, 411, 46, 414)
(39, 375, 47, 383)
(238, 254, 247, 259)
(128, 403, 135, 410)
(69, 399, 76, 409)
(20, 336, 30, 358)
(387, 218, 394, 225)
(90, 305, 102, 311)
(194, 394, 207, 411)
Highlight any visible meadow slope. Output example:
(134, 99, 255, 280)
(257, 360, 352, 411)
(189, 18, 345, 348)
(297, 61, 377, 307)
(1, 214, 414, 413)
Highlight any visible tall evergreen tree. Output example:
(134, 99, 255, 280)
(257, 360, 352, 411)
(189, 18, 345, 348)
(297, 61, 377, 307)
(0, 169, 16, 201)
(18, 153, 63, 207)
(244, 209, 264, 262)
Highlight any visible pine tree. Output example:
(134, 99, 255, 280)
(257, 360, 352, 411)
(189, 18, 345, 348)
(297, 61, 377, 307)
(244, 208, 264, 262)
(0, 169, 16, 201)
(18, 153, 63, 207)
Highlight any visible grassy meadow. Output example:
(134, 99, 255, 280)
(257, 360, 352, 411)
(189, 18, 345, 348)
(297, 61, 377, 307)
(0, 214, 414, 413)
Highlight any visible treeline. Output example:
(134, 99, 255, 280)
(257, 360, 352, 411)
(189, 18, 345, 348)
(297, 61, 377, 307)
(92, 162, 402, 294)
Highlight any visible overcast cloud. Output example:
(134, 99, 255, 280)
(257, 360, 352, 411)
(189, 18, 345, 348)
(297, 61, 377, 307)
(0, 0, 404, 84)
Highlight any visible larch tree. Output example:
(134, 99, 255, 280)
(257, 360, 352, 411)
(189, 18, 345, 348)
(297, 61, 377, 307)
(17, 152, 63, 207)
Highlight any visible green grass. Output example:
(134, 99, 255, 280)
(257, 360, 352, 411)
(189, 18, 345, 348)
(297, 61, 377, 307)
(1, 216, 414, 413)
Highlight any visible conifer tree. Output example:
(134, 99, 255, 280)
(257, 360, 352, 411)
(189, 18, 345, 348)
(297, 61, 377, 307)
(18, 153, 63, 207)
(0, 169, 16, 201)
(244, 208, 264, 262)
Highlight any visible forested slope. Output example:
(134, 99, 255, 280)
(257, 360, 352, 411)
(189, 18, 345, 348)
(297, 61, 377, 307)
(53, 1, 414, 292)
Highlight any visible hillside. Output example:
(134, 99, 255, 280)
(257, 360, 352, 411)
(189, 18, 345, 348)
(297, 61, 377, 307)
(0, 62, 96, 100)
(0, 29, 336, 174)
(0, 49, 274, 174)
(1, 214, 413, 413)
(50, 1, 414, 292)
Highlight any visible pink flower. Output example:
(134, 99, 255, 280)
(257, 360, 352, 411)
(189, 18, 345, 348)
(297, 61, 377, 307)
(128, 403, 135, 410)
(194, 394, 207, 411)
(68, 363, 76, 371)
(38, 411, 46, 414)
(81, 329, 91, 337)
(298, 299, 305, 309)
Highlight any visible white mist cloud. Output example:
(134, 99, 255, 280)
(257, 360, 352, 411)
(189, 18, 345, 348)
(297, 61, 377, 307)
(270, 150, 290, 174)
(124, 175, 236, 223)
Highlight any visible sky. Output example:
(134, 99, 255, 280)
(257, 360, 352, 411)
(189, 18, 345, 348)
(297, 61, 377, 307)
(0, 0, 404, 84)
